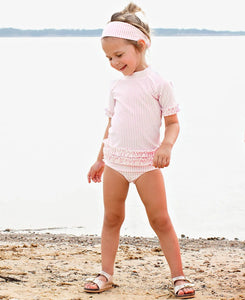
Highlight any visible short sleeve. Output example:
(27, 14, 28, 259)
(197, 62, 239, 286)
(105, 80, 117, 118)
(159, 80, 180, 117)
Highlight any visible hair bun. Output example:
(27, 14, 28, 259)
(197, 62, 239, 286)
(109, 2, 150, 41)
(122, 3, 142, 14)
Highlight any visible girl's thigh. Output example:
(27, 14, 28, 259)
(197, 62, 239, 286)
(103, 165, 130, 216)
(135, 169, 168, 217)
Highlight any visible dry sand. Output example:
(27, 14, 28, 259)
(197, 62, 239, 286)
(0, 232, 244, 300)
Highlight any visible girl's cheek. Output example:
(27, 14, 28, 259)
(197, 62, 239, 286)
(111, 61, 118, 69)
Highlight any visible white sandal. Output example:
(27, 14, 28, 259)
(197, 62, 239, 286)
(172, 276, 195, 299)
(84, 271, 114, 293)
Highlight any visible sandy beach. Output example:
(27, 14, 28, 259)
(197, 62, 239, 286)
(0, 232, 244, 300)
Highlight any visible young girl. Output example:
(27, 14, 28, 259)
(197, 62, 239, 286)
(85, 3, 195, 298)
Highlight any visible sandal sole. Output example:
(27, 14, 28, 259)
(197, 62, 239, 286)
(175, 292, 195, 299)
(84, 285, 113, 293)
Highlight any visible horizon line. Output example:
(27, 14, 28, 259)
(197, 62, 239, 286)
(0, 27, 245, 32)
(1, 27, 245, 37)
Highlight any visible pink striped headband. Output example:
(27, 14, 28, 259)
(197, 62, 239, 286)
(101, 21, 151, 48)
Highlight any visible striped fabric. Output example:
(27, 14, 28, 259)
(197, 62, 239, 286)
(103, 67, 179, 169)
(101, 21, 151, 48)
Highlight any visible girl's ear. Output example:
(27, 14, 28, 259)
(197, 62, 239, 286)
(137, 39, 146, 52)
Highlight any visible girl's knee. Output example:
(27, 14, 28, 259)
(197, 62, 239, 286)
(149, 214, 172, 233)
(104, 212, 125, 228)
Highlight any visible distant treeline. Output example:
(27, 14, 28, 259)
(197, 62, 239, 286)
(1, 27, 245, 37)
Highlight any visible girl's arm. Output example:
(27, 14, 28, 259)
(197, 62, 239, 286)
(153, 114, 180, 168)
(87, 118, 111, 183)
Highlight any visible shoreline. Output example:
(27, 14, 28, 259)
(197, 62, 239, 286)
(0, 231, 244, 246)
(0, 233, 244, 299)
(1, 227, 244, 242)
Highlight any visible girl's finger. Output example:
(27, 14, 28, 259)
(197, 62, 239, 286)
(153, 157, 158, 167)
(87, 171, 92, 183)
(158, 156, 164, 168)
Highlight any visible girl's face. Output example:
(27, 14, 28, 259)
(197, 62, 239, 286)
(101, 37, 147, 76)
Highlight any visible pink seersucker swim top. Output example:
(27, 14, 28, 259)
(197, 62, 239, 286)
(104, 67, 179, 153)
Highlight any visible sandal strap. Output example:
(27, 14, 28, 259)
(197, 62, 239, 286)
(174, 283, 195, 294)
(172, 275, 189, 283)
(99, 270, 113, 282)
(92, 277, 105, 289)
(172, 276, 194, 295)
(86, 271, 113, 290)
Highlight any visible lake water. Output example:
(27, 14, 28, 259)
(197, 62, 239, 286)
(0, 36, 244, 240)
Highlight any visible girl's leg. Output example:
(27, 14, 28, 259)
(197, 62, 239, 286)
(85, 165, 129, 290)
(101, 166, 129, 274)
(135, 169, 194, 296)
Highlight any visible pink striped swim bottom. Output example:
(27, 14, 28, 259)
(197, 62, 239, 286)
(105, 160, 156, 183)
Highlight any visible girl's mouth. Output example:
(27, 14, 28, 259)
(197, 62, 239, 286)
(120, 65, 127, 71)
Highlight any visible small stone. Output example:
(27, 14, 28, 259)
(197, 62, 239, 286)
(197, 269, 204, 273)
(131, 270, 139, 276)
(152, 247, 161, 252)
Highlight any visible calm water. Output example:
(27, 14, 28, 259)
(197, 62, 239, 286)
(0, 36, 244, 240)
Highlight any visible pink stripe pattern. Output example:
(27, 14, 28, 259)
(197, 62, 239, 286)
(101, 21, 151, 48)
(103, 139, 156, 166)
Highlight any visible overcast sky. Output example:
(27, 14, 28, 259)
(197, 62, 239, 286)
(0, 0, 244, 31)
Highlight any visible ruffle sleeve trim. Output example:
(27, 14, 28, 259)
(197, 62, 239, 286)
(161, 104, 180, 116)
(105, 108, 114, 118)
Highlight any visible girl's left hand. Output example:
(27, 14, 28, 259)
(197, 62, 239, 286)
(153, 145, 172, 168)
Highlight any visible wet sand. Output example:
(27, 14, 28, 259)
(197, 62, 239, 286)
(0, 233, 244, 299)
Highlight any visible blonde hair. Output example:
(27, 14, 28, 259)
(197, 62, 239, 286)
(109, 2, 151, 42)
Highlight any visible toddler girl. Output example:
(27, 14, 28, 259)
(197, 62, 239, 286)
(85, 3, 195, 298)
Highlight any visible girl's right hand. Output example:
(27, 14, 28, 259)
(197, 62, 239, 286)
(87, 160, 105, 183)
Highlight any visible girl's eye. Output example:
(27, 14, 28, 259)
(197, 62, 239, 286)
(107, 53, 123, 61)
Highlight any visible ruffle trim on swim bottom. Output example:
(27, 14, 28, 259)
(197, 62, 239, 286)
(103, 140, 156, 167)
